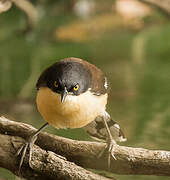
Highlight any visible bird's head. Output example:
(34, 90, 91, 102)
(36, 58, 92, 103)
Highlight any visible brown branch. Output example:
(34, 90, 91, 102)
(0, 0, 12, 13)
(11, 0, 38, 31)
(0, 134, 112, 180)
(140, 0, 170, 16)
(0, 116, 170, 177)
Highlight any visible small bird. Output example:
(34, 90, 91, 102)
(17, 57, 126, 170)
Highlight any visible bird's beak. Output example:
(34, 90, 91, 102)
(61, 87, 68, 103)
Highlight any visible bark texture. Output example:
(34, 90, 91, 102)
(0, 134, 112, 180)
(0, 116, 170, 179)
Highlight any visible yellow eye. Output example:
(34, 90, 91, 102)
(54, 81, 58, 88)
(73, 84, 79, 91)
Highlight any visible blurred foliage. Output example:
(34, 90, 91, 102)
(0, 0, 170, 179)
(133, 24, 170, 149)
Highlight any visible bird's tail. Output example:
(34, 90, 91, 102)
(84, 112, 127, 142)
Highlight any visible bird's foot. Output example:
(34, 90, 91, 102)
(98, 138, 118, 170)
(107, 139, 117, 169)
(16, 134, 37, 172)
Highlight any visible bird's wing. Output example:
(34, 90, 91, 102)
(84, 114, 127, 142)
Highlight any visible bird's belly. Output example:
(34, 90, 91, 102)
(36, 87, 107, 129)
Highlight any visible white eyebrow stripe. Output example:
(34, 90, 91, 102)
(104, 77, 108, 89)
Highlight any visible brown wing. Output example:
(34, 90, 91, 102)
(84, 115, 127, 142)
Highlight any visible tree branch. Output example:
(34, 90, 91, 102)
(0, 0, 12, 13)
(0, 134, 112, 180)
(140, 0, 170, 16)
(0, 116, 170, 178)
(11, 0, 38, 31)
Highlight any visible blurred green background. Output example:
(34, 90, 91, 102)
(0, 0, 170, 179)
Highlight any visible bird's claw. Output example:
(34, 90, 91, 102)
(108, 139, 117, 159)
(98, 139, 117, 170)
(107, 139, 118, 169)
(16, 134, 37, 172)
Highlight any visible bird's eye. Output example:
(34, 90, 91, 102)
(54, 81, 58, 88)
(73, 84, 79, 91)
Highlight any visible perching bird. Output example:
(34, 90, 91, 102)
(17, 57, 126, 170)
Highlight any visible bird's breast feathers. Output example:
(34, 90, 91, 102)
(36, 87, 108, 129)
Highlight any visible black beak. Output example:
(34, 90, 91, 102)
(61, 87, 68, 103)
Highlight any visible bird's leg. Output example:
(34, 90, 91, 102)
(101, 112, 118, 169)
(103, 116, 117, 167)
(16, 122, 48, 172)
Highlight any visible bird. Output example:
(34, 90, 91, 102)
(17, 57, 126, 170)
